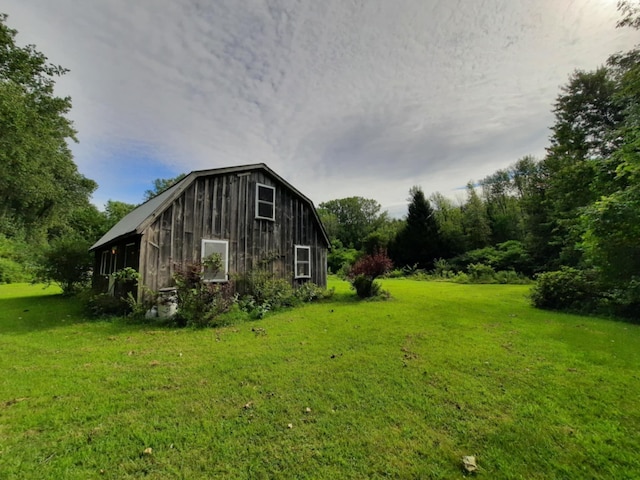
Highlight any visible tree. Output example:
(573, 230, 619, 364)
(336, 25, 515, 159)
(143, 173, 186, 201)
(580, 3, 640, 311)
(103, 200, 137, 230)
(318, 197, 385, 250)
(0, 14, 96, 239)
(430, 192, 466, 258)
(390, 187, 441, 269)
(481, 169, 524, 243)
(461, 183, 491, 250)
(541, 68, 624, 267)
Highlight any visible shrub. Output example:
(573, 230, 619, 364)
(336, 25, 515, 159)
(85, 292, 131, 317)
(241, 269, 297, 309)
(294, 281, 333, 302)
(173, 255, 235, 327)
(494, 270, 532, 285)
(36, 236, 93, 295)
(606, 278, 640, 320)
(348, 250, 393, 299)
(467, 263, 497, 283)
(0, 257, 29, 283)
(530, 267, 601, 312)
(451, 241, 534, 276)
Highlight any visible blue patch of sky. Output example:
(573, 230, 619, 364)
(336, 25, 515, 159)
(88, 147, 184, 209)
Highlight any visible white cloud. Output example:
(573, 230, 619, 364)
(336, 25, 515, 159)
(3, 0, 637, 213)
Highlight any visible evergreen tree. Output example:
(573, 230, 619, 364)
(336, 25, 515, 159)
(390, 187, 441, 269)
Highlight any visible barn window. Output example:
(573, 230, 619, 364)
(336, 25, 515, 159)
(201, 239, 229, 282)
(100, 248, 117, 275)
(124, 242, 137, 268)
(256, 183, 275, 220)
(295, 245, 311, 279)
(100, 250, 109, 275)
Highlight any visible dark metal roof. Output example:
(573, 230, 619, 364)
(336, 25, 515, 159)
(90, 163, 330, 251)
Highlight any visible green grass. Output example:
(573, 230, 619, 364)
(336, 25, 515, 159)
(1, 279, 639, 479)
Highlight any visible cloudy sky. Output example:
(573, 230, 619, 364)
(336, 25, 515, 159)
(3, 1, 638, 216)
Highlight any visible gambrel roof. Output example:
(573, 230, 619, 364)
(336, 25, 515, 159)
(90, 163, 330, 251)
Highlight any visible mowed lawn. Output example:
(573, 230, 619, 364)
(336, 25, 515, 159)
(1, 279, 639, 479)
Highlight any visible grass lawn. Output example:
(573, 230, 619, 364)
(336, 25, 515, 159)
(1, 278, 639, 479)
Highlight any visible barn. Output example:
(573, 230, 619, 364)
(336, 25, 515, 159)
(89, 163, 330, 299)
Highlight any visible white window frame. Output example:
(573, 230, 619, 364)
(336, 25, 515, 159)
(255, 183, 276, 221)
(295, 245, 311, 279)
(201, 239, 229, 283)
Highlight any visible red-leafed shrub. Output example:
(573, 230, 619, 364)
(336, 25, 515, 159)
(348, 250, 393, 298)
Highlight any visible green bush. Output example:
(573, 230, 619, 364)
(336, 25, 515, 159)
(35, 236, 93, 295)
(530, 267, 601, 312)
(467, 263, 497, 283)
(351, 274, 381, 298)
(85, 292, 131, 317)
(173, 255, 234, 327)
(452, 241, 534, 276)
(606, 278, 640, 320)
(494, 270, 532, 285)
(0, 257, 29, 283)
(294, 281, 333, 302)
(242, 270, 297, 309)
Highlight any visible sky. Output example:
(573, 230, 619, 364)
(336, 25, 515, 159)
(3, 0, 638, 217)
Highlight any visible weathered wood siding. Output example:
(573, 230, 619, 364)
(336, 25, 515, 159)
(139, 171, 327, 293)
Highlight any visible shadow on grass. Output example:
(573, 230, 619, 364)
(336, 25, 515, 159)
(0, 291, 162, 336)
(0, 281, 366, 335)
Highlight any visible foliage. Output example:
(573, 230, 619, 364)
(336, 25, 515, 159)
(110, 266, 140, 283)
(0, 14, 96, 239)
(461, 182, 492, 250)
(294, 281, 333, 303)
(390, 186, 441, 269)
(467, 263, 497, 283)
(430, 192, 466, 258)
(350, 274, 383, 298)
(451, 240, 534, 276)
(35, 236, 93, 295)
(103, 200, 137, 231)
(172, 254, 234, 327)
(326, 239, 360, 275)
(84, 292, 131, 317)
(143, 173, 187, 201)
(318, 197, 386, 250)
(348, 249, 393, 298)
(0, 234, 32, 283)
(530, 267, 602, 313)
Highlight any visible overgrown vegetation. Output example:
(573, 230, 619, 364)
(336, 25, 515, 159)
(171, 254, 234, 327)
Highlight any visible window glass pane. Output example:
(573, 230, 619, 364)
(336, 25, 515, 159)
(258, 185, 274, 202)
(297, 247, 310, 262)
(202, 240, 228, 281)
(101, 251, 109, 275)
(297, 262, 310, 277)
(258, 202, 274, 219)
